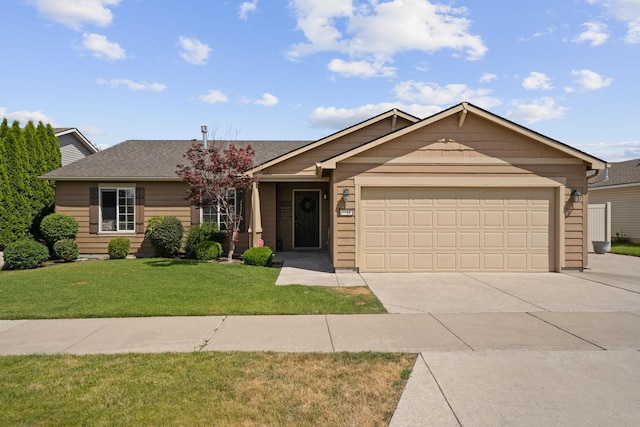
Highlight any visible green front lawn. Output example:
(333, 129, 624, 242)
(0, 259, 385, 319)
(611, 242, 640, 257)
(0, 352, 415, 426)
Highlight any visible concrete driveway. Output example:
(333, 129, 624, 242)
(378, 253, 640, 426)
(363, 253, 640, 314)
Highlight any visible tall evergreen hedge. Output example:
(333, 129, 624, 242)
(0, 119, 61, 250)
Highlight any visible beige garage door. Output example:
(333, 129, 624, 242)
(360, 187, 555, 272)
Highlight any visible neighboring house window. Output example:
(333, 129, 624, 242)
(202, 188, 236, 231)
(100, 188, 135, 232)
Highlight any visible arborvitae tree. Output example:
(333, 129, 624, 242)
(42, 123, 61, 171)
(4, 121, 32, 240)
(0, 120, 13, 249)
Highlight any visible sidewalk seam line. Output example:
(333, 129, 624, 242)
(63, 318, 116, 353)
(421, 353, 463, 427)
(429, 313, 475, 351)
(526, 312, 607, 350)
(463, 273, 548, 311)
(324, 315, 336, 352)
(563, 272, 640, 295)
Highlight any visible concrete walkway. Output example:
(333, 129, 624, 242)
(1, 252, 640, 425)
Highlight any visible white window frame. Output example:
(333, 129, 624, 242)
(99, 187, 136, 233)
(201, 188, 236, 231)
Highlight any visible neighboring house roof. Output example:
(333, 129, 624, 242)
(54, 128, 100, 155)
(316, 102, 607, 174)
(41, 139, 311, 181)
(589, 158, 640, 189)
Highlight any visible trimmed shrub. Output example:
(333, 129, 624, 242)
(243, 246, 273, 267)
(53, 239, 79, 262)
(3, 239, 49, 270)
(194, 241, 222, 261)
(40, 213, 79, 246)
(185, 223, 226, 258)
(145, 216, 184, 257)
(108, 237, 130, 259)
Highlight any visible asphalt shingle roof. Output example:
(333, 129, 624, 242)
(589, 158, 640, 188)
(41, 139, 312, 180)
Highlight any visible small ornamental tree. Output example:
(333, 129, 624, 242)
(176, 141, 256, 261)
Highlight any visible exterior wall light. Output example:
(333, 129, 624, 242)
(343, 188, 350, 202)
(571, 189, 582, 203)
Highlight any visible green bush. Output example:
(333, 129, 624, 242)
(3, 239, 50, 270)
(242, 246, 273, 267)
(40, 214, 79, 246)
(185, 223, 227, 258)
(53, 239, 79, 262)
(145, 216, 184, 257)
(108, 238, 131, 259)
(194, 241, 223, 261)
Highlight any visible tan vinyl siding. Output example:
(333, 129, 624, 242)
(55, 181, 191, 256)
(264, 117, 414, 175)
(589, 186, 640, 242)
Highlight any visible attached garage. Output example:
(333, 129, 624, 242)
(359, 187, 556, 272)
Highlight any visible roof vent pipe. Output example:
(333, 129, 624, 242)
(603, 166, 609, 181)
(201, 125, 208, 149)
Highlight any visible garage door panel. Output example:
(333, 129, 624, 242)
(360, 187, 555, 272)
(388, 210, 409, 227)
(364, 210, 385, 226)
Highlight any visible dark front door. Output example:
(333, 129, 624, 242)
(294, 190, 320, 248)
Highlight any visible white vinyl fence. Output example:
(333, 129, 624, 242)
(588, 202, 611, 252)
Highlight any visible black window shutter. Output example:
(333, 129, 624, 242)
(89, 187, 99, 234)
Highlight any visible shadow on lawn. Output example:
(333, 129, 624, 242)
(143, 259, 203, 268)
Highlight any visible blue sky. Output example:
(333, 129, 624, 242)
(1, 0, 639, 161)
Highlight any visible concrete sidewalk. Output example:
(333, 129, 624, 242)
(2, 311, 639, 355)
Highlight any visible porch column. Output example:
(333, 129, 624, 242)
(250, 181, 262, 247)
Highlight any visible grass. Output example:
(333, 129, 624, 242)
(611, 242, 640, 257)
(0, 259, 385, 319)
(0, 352, 415, 426)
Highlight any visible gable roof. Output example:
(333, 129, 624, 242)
(316, 102, 607, 174)
(589, 158, 640, 188)
(250, 108, 420, 173)
(54, 128, 100, 154)
(41, 139, 310, 181)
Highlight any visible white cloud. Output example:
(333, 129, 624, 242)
(0, 107, 57, 125)
(573, 22, 609, 46)
(239, 0, 258, 20)
(178, 36, 211, 65)
(287, 0, 487, 76)
(97, 78, 165, 91)
(31, 0, 120, 29)
(571, 69, 613, 90)
(80, 33, 126, 60)
(393, 80, 501, 109)
(308, 102, 441, 129)
(588, 0, 640, 43)
(480, 72, 497, 83)
(327, 58, 396, 78)
(506, 98, 567, 124)
(199, 90, 229, 104)
(253, 93, 279, 107)
(577, 140, 640, 162)
(522, 72, 553, 90)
